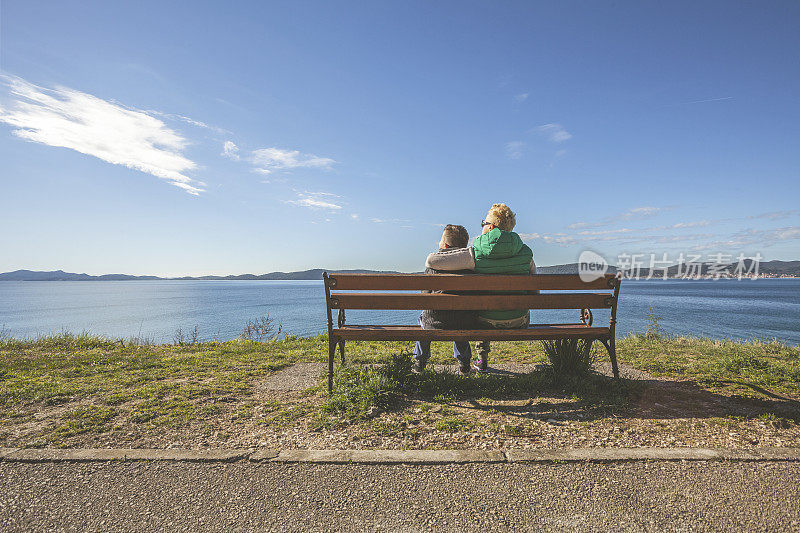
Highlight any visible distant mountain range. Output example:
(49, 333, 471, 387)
(2, 261, 798, 281)
(0, 269, 399, 281)
(536, 260, 800, 277)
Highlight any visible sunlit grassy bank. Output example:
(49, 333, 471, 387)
(0, 331, 798, 448)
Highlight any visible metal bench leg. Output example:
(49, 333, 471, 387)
(610, 337, 619, 379)
(328, 337, 336, 392)
(338, 340, 345, 364)
(599, 337, 620, 380)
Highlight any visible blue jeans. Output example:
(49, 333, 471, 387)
(414, 316, 472, 365)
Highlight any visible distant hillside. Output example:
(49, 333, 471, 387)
(1, 260, 798, 281)
(171, 269, 402, 281)
(0, 268, 400, 281)
(536, 263, 620, 275)
(632, 259, 800, 278)
(0, 270, 161, 281)
(755, 260, 800, 275)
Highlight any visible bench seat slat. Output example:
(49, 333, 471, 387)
(330, 292, 612, 310)
(332, 324, 610, 341)
(329, 273, 615, 291)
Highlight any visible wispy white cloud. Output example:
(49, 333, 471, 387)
(0, 75, 203, 194)
(514, 93, 529, 103)
(370, 217, 410, 224)
(147, 110, 230, 135)
(286, 191, 342, 211)
(221, 140, 239, 160)
(251, 147, 335, 175)
(627, 206, 661, 217)
(576, 228, 635, 236)
(690, 226, 800, 251)
(521, 204, 799, 254)
(504, 141, 525, 159)
(748, 209, 799, 220)
(518, 232, 579, 246)
(568, 206, 666, 229)
(521, 229, 715, 247)
(663, 219, 712, 229)
(535, 123, 572, 143)
(681, 96, 733, 105)
(770, 226, 800, 240)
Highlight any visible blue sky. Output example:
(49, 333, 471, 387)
(1, 1, 798, 276)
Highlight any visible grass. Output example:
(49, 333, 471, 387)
(618, 334, 800, 396)
(320, 352, 415, 422)
(0, 329, 799, 447)
(0, 332, 308, 410)
(317, 351, 634, 429)
(0, 332, 318, 445)
(50, 405, 117, 441)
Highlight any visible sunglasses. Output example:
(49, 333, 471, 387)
(481, 220, 492, 227)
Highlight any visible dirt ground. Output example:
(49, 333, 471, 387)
(7, 361, 797, 451)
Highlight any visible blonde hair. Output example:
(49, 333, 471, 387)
(484, 203, 516, 231)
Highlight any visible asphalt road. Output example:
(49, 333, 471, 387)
(1, 461, 799, 532)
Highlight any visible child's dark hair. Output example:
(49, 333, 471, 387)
(442, 224, 469, 248)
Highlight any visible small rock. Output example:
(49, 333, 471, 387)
(365, 406, 382, 419)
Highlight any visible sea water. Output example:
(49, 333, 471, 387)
(1, 279, 798, 345)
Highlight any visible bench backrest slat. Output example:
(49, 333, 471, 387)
(329, 292, 613, 310)
(328, 273, 615, 291)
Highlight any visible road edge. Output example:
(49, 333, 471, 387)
(1, 447, 799, 464)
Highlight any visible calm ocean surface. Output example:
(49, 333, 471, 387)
(1, 279, 799, 345)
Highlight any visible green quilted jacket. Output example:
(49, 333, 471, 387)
(473, 228, 533, 321)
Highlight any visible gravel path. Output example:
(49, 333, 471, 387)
(2, 461, 798, 531)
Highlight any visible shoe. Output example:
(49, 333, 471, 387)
(412, 359, 427, 373)
(459, 360, 471, 375)
(472, 358, 488, 373)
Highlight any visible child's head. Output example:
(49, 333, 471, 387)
(439, 224, 469, 249)
(482, 203, 516, 233)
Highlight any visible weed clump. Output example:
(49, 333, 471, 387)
(541, 338, 595, 378)
(241, 315, 282, 342)
(321, 352, 413, 421)
(644, 305, 667, 339)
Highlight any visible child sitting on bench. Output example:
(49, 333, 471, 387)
(413, 224, 478, 374)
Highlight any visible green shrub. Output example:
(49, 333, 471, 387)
(541, 338, 594, 377)
(321, 352, 413, 421)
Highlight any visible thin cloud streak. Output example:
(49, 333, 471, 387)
(748, 209, 799, 220)
(682, 96, 733, 105)
(535, 123, 572, 143)
(0, 75, 203, 194)
(147, 110, 231, 135)
(251, 147, 335, 174)
(286, 191, 342, 211)
(568, 206, 666, 229)
(692, 226, 800, 251)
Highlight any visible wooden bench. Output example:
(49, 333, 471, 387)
(323, 272, 621, 391)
